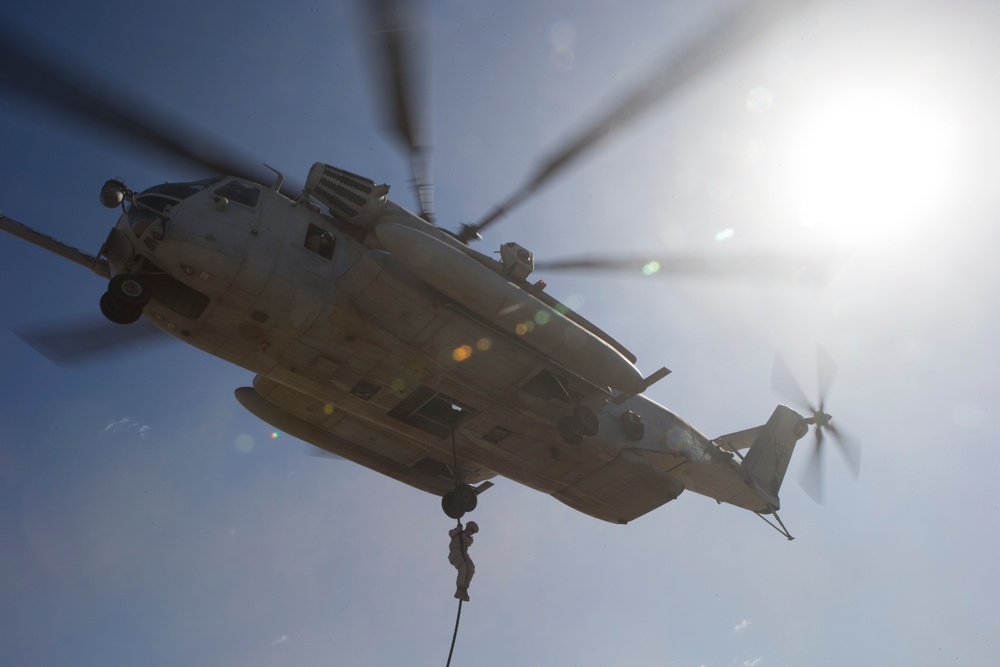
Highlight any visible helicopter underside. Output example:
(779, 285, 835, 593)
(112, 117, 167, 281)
(137, 242, 778, 524)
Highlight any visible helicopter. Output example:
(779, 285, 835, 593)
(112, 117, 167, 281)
(0, 0, 858, 538)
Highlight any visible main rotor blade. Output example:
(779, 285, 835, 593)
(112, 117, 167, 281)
(15, 316, 170, 366)
(0, 25, 269, 185)
(363, 0, 435, 223)
(461, 0, 818, 241)
(535, 251, 844, 285)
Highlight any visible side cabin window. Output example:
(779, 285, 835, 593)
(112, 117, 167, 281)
(213, 180, 260, 208)
(304, 223, 336, 260)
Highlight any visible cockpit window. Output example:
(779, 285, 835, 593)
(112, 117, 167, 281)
(126, 206, 159, 233)
(126, 178, 219, 232)
(133, 195, 177, 214)
(140, 178, 219, 201)
(213, 180, 261, 208)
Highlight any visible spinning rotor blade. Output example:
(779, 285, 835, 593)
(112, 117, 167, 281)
(816, 343, 838, 401)
(826, 421, 861, 477)
(363, 0, 435, 223)
(800, 439, 825, 504)
(771, 353, 813, 412)
(15, 316, 170, 366)
(798, 422, 861, 504)
(772, 346, 860, 503)
(810, 344, 860, 476)
(536, 251, 844, 285)
(460, 0, 818, 242)
(0, 25, 270, 185)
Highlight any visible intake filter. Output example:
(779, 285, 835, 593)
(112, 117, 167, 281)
(305, 163, 389, 227)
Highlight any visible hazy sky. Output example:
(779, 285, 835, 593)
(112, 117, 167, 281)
(1, 1, 998, 665)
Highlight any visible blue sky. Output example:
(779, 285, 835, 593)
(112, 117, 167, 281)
(1, 1, 998, 665)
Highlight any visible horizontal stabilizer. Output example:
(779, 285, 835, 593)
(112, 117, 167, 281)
(714, 424, 764, 452)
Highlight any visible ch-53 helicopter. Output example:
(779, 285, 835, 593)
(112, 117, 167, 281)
(0, 0, 857, 539)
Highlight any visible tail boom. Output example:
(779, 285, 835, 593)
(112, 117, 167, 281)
(738, 404, 808, 509)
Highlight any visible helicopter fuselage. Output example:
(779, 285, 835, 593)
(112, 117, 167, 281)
(77, 166, 808, 524)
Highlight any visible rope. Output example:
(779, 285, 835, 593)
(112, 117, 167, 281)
(445, 598, 463, 667)
(445, 415, 465, 667)
(450, 413, 460, 486)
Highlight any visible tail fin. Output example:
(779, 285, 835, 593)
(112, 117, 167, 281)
(740, 405, 807, 505)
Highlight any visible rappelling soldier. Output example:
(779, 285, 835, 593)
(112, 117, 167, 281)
(447, 521, 478, 602)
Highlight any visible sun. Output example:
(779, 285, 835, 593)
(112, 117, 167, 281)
(788, 88, 959, 245)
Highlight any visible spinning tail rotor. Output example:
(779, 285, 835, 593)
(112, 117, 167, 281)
(772, 346, 861, 503)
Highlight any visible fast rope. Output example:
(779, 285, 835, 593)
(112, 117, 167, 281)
(445, 417, 464, 667)
(445, 597, 463, 667)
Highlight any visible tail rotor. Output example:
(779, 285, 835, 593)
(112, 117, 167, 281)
(772, 346, 860, 503)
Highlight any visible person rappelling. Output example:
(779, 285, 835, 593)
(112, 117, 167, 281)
(447, 521, 478, 602)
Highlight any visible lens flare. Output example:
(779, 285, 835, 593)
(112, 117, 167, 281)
(234, 434, 254, 454)
(714, 227, 735, 242)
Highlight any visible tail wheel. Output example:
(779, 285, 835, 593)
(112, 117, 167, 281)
(108, 274, 151, 309)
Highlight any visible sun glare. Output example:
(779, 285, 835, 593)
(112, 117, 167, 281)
(790, 90, 958, 244)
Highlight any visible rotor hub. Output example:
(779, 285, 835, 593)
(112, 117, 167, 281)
(810, 409, 832, 429)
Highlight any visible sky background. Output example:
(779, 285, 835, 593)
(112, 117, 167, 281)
(1, 1, 998, 665)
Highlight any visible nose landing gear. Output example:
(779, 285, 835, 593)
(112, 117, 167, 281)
(100, 274, 151, 325)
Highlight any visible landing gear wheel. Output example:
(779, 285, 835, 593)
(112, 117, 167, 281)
(557, 415, 583, 446)
(455, 484, 478, 513)
(108, 273, 151, 308)
(571, 405, 600, 437)
(100, 292, 142, 325)
(442, 490, 465, 520)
